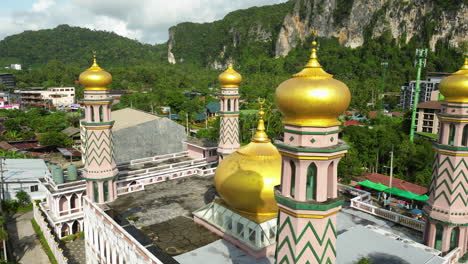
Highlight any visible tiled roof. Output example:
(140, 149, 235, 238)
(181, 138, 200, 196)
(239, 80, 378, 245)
(417, 100, 442, 110)
(360, 172, 428, 195)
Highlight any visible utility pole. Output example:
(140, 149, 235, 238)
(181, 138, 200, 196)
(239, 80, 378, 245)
(410, 48, 427, 142)
(186, 112, 189, 136)
(0, 158, 6, 215)
(378, 61, 389, 111)
(389, 145, 394, 200)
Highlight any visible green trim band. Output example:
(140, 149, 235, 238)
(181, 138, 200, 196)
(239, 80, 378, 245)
(423, 212, 468, 226)
(284, 129, 341, 135)
(438, 113, 468, 119)
(441, 103, 468, 109)
(275, 143, 349, 153)
(81, 98, 113, 102)
(81, 121, 115, 126)
(275, 193, 344, 211)
(433, 142, 468, 152)
(82, 174, 118, 181)
(219, 111, 240, 114)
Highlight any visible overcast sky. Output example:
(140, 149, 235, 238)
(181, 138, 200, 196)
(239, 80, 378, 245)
(0, 0, 288, 44)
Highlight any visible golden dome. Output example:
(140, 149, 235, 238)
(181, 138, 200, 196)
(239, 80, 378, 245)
(275, 40, 351, 127)
(214, 100, 281, 221)
(439, 56, 468, 103)
(218, 63, 242, 88)
(79, 54, 112, 90)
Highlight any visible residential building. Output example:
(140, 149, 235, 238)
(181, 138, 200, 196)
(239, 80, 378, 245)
(416, 100, 442, 134)
(400, 73, 448, 109)
(0, 73, 15, 89)
(2, 159, 49, 200)
(0, 98, 20, 109)
(17, 87, 75, 107)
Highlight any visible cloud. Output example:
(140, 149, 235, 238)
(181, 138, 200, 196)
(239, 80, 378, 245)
(0, 0, 288, 44)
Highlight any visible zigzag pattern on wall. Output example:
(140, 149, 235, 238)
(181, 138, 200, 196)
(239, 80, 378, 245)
(84, 130, 115, 167)
(276, 216, 336, 264)
(219, 117, 239, 145)
(429, 155, 468, 206)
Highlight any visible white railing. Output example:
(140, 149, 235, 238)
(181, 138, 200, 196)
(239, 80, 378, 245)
(33, 203, 69, 264)
(339, 184, 426, 232)
(128, 151, 188, 166)
(117, 164, 216, 195)
(120, 158, 207, 178)
(444, 247, 461, 264)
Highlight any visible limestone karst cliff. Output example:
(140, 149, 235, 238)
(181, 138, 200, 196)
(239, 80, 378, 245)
(167, 0, 467, 65)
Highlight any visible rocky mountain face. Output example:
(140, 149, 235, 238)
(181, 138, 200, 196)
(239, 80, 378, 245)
(167, 0, 467, 65)
(276, 0, 467, 57)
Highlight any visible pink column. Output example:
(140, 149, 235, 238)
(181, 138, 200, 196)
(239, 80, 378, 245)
(98, 182, 104, 204)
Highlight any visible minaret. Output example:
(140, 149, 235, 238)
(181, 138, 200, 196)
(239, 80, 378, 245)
(79, 54, 118, 204)
(217, 63, 242, 161)
(274, 31, 351, 264)
(423, 56, 468, 257)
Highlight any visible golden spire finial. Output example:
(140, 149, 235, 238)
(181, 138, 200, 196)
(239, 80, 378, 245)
(305, 28, 321, 68)
(252, 98, 270, 143)
(461, 52, 468, 70)
(92, 51, 97, 66)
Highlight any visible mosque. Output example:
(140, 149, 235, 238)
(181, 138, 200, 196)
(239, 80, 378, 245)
(32, 37, 467, 264)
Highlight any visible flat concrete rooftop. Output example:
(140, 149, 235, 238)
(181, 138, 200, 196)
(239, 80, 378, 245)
(175, 207, 443, 264)
(106, 175, 219, 258)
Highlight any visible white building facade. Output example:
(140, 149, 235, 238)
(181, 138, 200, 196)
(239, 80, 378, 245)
(3, 159, 49, 200)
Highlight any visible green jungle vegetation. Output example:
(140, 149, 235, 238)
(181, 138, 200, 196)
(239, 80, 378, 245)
(0, 0, 465, 187)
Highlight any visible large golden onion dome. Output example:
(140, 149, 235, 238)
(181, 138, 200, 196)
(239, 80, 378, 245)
(439, 56, 468, 103)
(215, 100, 281, 221)
(79, 54, 112, 90)
(218, 63, 242, 88)
(275, 37, 351, 127)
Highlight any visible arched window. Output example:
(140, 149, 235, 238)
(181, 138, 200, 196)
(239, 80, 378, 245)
(93, 182, 99, 203)
(327, 161, 334, 198)
(306, 163, 317, 200)
(103, 181, 109, 202)
(227, 99, 231, 112)
(439, 123, 444, 143)
(435, 224, 444, 251)
(61, 224, 69, 237)
(99, 106, 104, 122)
(91, 106, 95, 122)
(70, 193, 78, 209)
(462, 125, 468, 146)
(449, 227, 459, 251)
(72, 220, 79, 234)
(290, 160, 296, 198)
(449, 124, 456, 145)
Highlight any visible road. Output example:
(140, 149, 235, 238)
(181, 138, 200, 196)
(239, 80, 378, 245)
(7, 211, 50, 264)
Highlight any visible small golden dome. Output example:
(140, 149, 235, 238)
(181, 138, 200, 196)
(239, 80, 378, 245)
(79, 54, 112, 90)
(275, 38, 351, 127)
(218, 63, 242, 88)
(215, 100, 281, 221)
(439, 56, 468, 103)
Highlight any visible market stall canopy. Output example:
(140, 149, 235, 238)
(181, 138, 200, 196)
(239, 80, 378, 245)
(358, 180, 389, 191)
(384, 187, 428, 202)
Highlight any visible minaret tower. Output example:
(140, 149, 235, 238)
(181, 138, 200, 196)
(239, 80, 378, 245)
(79, 53, 118, 204)
(274, 30, 351, 264)
(423, 56, 468, 257)
(217, 63, 242, 161)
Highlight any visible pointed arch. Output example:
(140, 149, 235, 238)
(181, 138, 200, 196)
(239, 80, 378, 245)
(306, 162, 317, 200)
(93, 182, 99, 203)
(290, 160, 296, 198)
(462, 125, 468, 146)
(91, 106, 95, 122)
(72, 220, 79, 234)
(61, 224, 69, 237)
(99, 106, 104, 122)
(70, 193, 78, 209)
(435, 224, 444, 251)
(449, 227, 459, 251)
(58, 196, 68, 212)
(449, 124, 456, 145)
(103, 181, 109, 202)
(227, 99, 231, 112)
